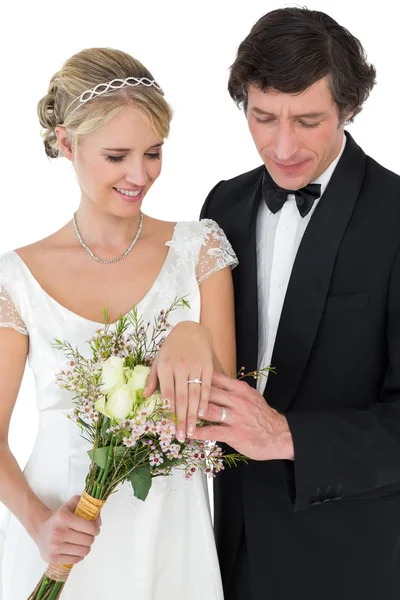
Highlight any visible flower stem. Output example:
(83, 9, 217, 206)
(33, 576, 51, 600)
(98, 438, 115, 495)
(47, 581, 64, 600)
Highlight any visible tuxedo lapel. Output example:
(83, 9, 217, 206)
(264, 133, 367, 412)
(231, 172, 264, 387)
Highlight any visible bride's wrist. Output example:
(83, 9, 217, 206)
(25, 498, 51, 542)
(174, 321, 212, 343)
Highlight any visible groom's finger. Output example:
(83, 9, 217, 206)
(211, 371, 244, 392)
(207, 387, 237, 408)
(193, 424, 228, 443)
(200, 402, 230, 424)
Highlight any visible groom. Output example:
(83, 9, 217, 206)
(197, 7, 400, 600)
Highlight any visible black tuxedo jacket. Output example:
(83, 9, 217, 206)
(200, 133, 400, 599)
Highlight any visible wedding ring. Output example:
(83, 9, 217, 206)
(187, 378, 202, 385)
(220, 407, 227, 423)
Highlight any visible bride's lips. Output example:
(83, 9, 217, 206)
(113, 187, 144, 203)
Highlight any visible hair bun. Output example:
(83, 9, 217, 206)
(37, 77, 61, 158)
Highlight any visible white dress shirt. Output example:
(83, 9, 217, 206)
(256, 136, 346, 395)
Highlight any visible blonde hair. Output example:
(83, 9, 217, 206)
(37, 48, 173, 158)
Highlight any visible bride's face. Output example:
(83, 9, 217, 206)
(59, 106, 163, 217)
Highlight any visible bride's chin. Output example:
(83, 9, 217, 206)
(90, 200, 144, 220)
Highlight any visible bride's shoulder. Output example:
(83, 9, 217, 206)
(143, 215, 226, 241)
(144, 217, 232, 257)
(12, 239, 47, 265)
(173, 218, 226, 238)
(166, 219, 233, 258)
(0, 232, 60, 285)
(0, 249, 25, 289)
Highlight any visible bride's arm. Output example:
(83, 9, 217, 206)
(0, 328, 100, 565)
(0, 328, 46, 538)
(199, 264, 236, 377)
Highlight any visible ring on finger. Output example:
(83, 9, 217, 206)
(219, 407, 227, 423)
(187, 378, 202, 385)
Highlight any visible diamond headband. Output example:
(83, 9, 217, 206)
(66, 76, 164, 117)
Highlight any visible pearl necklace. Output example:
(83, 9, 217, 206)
(72, 212, 144, 264)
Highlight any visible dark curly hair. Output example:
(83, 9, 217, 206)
(228, 7, 376, 123)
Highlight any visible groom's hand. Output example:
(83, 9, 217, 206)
(192, 372, 294, 461)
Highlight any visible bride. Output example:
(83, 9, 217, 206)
(0, 48, 237, 598)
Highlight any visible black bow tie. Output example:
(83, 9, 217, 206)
(262, 171, 321, 218)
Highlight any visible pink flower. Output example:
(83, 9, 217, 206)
(123, 437, 136, 448)
(149, 453, 164, 467)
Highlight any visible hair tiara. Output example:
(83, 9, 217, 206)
(66, 76, 164, 117)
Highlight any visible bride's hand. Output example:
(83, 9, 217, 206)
(143, 321, 214, 442)
(32, 496, 101, 565)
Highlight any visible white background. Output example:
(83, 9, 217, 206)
(0, 0, 398, 523)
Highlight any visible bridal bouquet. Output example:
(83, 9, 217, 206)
(29, 298, 244, 600)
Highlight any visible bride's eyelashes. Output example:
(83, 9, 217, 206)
(105, 155, 125, 163)
(105, 152, 161, 163)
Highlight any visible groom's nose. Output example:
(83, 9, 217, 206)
(273, 123, 300, 162)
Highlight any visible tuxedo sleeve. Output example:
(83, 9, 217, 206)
(199, 181, 225, 220)
(286, 243, 400, 511)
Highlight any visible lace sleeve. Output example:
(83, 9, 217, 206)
(0, 286, 28, 335)
(196, 219, 238, 284)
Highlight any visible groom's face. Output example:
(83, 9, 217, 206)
(247, 77, 347, 190)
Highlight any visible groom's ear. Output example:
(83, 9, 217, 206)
(55, 127, 74, 161)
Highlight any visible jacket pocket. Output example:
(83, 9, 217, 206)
(335, 489, 400, 504)
(323, 291, 370, 314)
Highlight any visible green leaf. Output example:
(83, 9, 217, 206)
(129, 466, 152, 501)
(100, 416, 110, 437)
(77, 417, 92, 430)
(115, 447, 129, 460)
(88, 446, 110, 469)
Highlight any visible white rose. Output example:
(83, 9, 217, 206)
(142, 391, 163, 414)
(94, 396, 108, 417)
(106, 384, 134, 421)
(127, 365, 151, 402)
(100, 356, 126, 395)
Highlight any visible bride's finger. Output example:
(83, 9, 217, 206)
(174, 370, 189, 442)
(186, 373, 202, 437)
(143, 356, 158, 398)
(198, 365, 212, 418)
(157, 361, 176, 414)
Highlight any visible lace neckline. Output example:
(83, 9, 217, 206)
(10, 224, 178, 326)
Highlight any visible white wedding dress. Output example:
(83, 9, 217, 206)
(0, 219, 237, 600)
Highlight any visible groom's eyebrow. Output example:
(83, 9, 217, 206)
(251, 107, 326, 119)
(293, 112, 326, 119)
